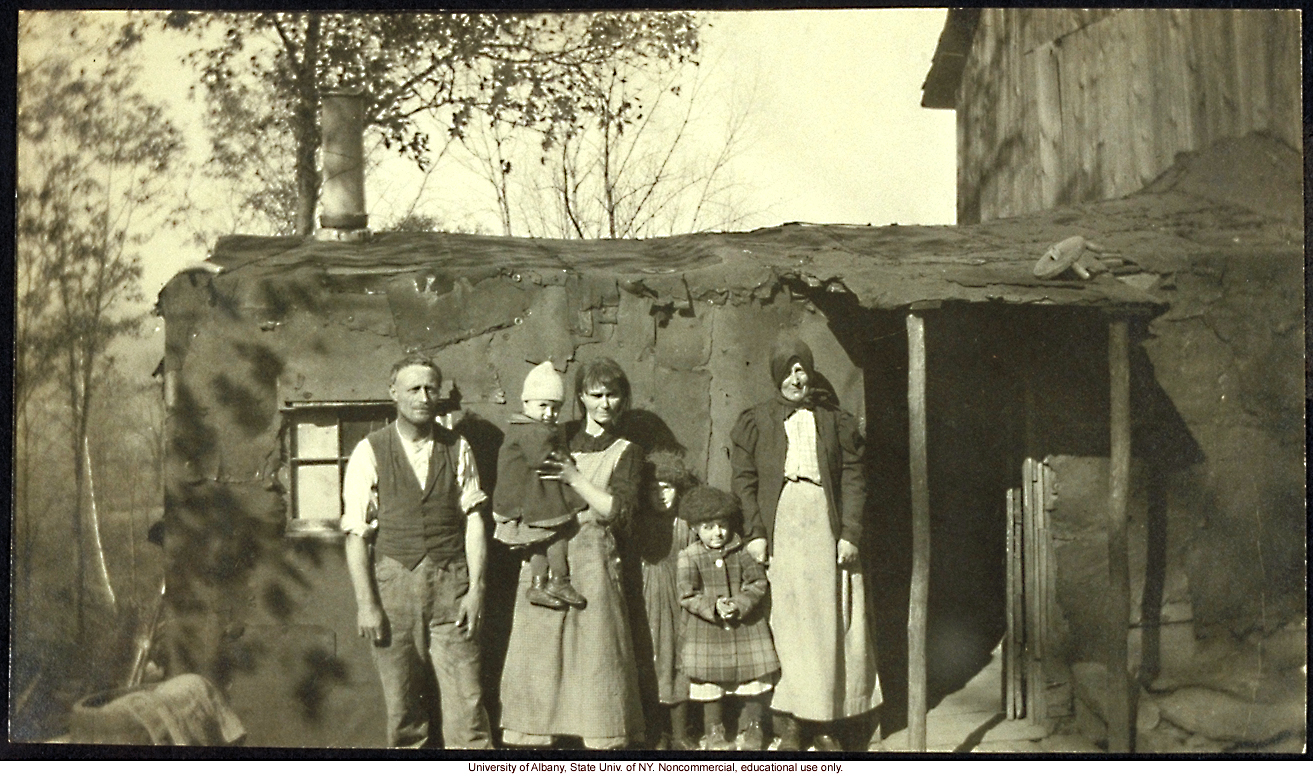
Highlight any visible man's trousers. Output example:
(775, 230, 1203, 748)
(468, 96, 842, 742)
(372, 553, 491, 748)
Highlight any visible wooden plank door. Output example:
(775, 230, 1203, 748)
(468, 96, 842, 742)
(1005, 457, 1058, 724)
(1004, 486, 1025, 719)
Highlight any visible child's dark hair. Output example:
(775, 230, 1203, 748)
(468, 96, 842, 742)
(647, 450, 696, 491)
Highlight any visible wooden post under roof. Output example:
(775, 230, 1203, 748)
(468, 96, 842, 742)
(1107, 318, 1133, 752)
(906, 307, 932, 751)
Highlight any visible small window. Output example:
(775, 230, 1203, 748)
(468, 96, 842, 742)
(281, 401, 395, 537)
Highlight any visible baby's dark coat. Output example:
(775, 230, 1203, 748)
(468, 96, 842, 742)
(493, 415, 585, 545)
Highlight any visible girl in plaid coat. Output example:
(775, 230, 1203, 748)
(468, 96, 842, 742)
(677, 486, 780, 750)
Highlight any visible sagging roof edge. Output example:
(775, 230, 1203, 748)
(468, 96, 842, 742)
(921, 8, 982, 110)
(154, 260, 1168, 325)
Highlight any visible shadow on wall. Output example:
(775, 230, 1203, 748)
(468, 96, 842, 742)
(622, 409, 688, 458)
(1128, 322, 1206, 683)
(164, 338, 354, 728)
(452, 408, 513, 735)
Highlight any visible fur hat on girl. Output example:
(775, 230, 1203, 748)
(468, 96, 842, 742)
(522, 360, 564, 402)
(678, 485, 741, 528)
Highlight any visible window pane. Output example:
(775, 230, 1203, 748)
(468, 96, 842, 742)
(295, 464, 342, 523)
(295, 411, 339, 460)
(341, 416, 389, 458)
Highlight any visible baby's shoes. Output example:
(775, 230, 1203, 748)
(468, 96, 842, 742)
(544, 575, 587, 607)
(526, 575, 567, 610)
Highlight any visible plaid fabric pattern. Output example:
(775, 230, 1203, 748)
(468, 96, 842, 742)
(677, 538, 780, 685)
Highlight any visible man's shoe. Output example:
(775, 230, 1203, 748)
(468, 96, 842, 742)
(703, 723, 732, 751)
(545, 576, 587, 607)
(737, 721, 765, 751)
(812, 733, 843, 752)
(526, 576, 567, 609)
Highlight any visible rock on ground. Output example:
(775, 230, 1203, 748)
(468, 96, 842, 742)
(1156, 685, 1304, 743)
(1040, 733, 1102, 753)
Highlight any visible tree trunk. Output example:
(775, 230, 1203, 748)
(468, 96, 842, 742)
(84, 438, 118, 613)
(293, 14, 322, 235)
(602, 111, 618, 238)
(70, 346, 85, 642)
(129, 471, 138, 609)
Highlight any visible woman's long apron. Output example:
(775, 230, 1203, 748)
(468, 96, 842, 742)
(499, 439, 644, 748)
(767, 479, 881, 721)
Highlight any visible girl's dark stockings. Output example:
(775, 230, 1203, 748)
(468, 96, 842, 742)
(701, 699, 731, 750)
(670, 702, 689, 749)
(529, 538, 571, 580)
(545, 536, 569, 578)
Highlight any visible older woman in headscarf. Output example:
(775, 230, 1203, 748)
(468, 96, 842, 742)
(729, 336, 880, 751)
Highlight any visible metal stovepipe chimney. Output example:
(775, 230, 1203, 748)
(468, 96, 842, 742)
(318, 87, 368, 240)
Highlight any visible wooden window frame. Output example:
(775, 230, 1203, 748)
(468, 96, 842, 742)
(280, 401, 395, 538)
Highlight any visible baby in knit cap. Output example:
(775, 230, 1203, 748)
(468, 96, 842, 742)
(493, 360, 588, 609)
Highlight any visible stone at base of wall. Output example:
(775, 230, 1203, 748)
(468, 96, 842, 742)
(1070, 620, 1307, 753)
(1156, 686, 1305, 744)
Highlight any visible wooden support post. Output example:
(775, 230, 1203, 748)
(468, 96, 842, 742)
(1107, 319, 1133, 752)
(1022, 457, 1045, 724)
(1004, 488, 1016, 721)
(906, 310, 930, 752)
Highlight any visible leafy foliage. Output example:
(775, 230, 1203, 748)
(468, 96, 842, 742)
(138, 11, 700, 235)
(458, 34, 759, 239)
(17, 13, 184, 640)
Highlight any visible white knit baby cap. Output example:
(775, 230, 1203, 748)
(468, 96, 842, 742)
(521, 360, 564, 402)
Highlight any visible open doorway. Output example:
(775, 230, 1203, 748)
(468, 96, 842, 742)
(856, 304, 1124, 743)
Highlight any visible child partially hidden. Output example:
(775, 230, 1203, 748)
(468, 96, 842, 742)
(677, 486, 780, 751)
(493, 360, 587, 609)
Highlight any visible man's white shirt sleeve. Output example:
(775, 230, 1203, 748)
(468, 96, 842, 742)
(340, 438, 377, 537)
(455, 438, 488, 515)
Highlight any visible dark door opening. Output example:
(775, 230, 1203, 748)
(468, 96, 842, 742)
(861, 305, 1040, 737)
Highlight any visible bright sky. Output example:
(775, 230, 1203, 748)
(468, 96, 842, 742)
(23, 9, 957, 303)
(699, 10, 955, 228)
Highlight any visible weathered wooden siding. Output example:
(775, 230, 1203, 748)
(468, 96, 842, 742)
(956, 9, 1301, 224)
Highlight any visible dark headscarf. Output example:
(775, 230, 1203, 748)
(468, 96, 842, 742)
(769, 336, 815, 389)
(769, 335, 835, 411)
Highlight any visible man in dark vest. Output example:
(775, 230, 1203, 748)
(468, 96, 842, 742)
(342, 354, 492, 748)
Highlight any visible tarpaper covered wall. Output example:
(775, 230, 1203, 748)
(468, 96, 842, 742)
(1025, 249, 1303, 689)
(1139, 252, 1304, 636)
(157, 263, 864, 746)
